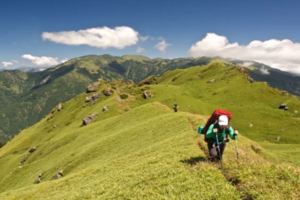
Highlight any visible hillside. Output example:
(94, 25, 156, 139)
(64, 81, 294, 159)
(0, 55, 213, 144)
(233, 60, 300, 96)
(1, 55, 299, 145)
(0, 61, 299, 199)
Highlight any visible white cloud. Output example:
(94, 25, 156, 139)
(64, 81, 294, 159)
(155, 39, 170, 53)
(188, 33, 300, 74)
(136, 47, 146, 54)
(259, 67, 270, 75)
(22, 54, 63, 67)
(1, 61, 14, 67)
(42, 26, 139, 49)
(241, 62, 254, 67)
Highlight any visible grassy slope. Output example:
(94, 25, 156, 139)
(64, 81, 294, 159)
(0, 55, 213, 142)
(139, 61, 300, 163)
(2, 55, 298, 144)
(0, 62, 299, 199)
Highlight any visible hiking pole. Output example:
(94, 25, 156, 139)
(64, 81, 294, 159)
(214, 130, 223, 168)
(234, 130, 239, 161)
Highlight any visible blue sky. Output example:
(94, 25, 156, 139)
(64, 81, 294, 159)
(1, 0, 300, 73)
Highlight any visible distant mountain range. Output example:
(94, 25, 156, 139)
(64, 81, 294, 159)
(233, 60, 300, 96)
(0, 54, 299, 145)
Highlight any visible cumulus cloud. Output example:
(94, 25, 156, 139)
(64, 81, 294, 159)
(155, 39, 170, 53)
(22, 54, 64, 67)
(1, 61, 14, 67)
(188, 33, 300, 74)
(42, 26, 139, 49)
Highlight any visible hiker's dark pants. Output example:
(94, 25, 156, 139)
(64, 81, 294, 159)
(207, 140, 226, 161)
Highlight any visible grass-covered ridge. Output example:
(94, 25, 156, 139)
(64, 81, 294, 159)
(0, 55, 214, 143)
(0, 61, 299, 199)
(1, 54, 299, 145)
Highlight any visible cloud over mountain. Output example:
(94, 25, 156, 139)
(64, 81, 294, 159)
(22, 54, 65, 68)
(1, 61, 13, 67)
(42, 26, 139, 49)
(189, 33, 300, 74)
(155, 39, 170, 53)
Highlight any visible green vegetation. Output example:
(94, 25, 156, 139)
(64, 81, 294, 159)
(0, 55, 214, 143)
(142, 61, 300, 164)
(0, 61, 299, 199)
(1, 55, 299, 145)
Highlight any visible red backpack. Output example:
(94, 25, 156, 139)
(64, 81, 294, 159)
(203, 109, 232, 141)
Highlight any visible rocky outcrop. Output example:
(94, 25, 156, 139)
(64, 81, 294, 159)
(86, 81, 100, 93)
(247, 76, 255, 83)
(138, 76, 158, 86)
(57, 103, 63, 111)
(102, 89, 114, 96)
(102, 106, 109, 112)
(39, 75, 51, 86)
(278, 103, 288, 111)
(82, 114, 97, 126)
(85, 93, 101, 103)
(34, 173, 43, 184)
(120, 93, 129, 100)
(28, 146, 37, 153)
(54, 169, 64, 179)
(207, 79, 215, 84)
(142, 91, 152, 99)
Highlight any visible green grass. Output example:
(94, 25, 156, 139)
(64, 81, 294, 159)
(261, 142, 300, 165)
(0, 55, 214, 142)
(0, 61, 299, 199)
(133, 61, 300, 164)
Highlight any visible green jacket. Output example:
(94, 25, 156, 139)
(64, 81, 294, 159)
(206, 124, 237, 143)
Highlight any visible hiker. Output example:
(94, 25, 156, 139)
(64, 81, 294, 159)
(173, 103, 178, 112)
(198, 109, 238, 161)
(205, 115, 238, 161)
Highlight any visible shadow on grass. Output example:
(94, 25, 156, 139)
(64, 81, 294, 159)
(180, 156, 208, 166)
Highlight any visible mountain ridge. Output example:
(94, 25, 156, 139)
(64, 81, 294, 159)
(0, 62, 299, 199)
(0, 55, 299, 146)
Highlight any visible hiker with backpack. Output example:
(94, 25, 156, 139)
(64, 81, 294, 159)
(198, 109, 238, 161)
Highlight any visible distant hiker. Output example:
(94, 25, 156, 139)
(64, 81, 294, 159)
(173, 103, 178, 112)
(198, 109, 238, 161)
